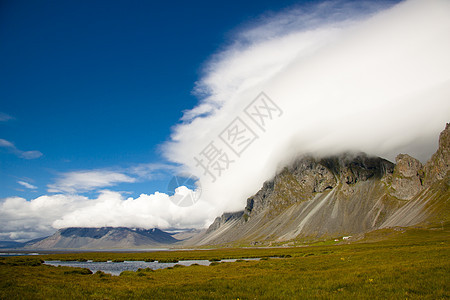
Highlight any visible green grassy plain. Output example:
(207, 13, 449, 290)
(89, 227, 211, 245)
(0, 227, 449, 299)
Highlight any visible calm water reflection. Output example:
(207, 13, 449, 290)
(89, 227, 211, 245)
(44, 259, 259, 276)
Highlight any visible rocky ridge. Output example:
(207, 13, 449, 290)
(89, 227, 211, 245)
(189, 123, 449, 245)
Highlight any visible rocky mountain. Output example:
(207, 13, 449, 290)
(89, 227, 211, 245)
(190, 123, 449, 246)
(0, 241, 26, 249)
(27, 227, 179, 249)
(0, 236, 49, 249)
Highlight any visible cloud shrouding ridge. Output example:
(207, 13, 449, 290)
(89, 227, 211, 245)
(164, 0, 450, 216)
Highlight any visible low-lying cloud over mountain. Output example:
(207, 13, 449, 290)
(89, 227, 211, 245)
(165, 0, 450, 217)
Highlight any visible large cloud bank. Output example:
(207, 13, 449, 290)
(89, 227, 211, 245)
(0, 188, 212, 241)
(165, 0, 450, 215)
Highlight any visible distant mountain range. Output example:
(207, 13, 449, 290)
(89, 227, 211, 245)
(0, 236, 48, 249)
(0, 241, 24, 249)
(0, 227, 179, 250)
(0, 227, 202, 250)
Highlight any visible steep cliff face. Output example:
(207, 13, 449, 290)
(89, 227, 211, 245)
(244, 154, 394, 219)
(191, 124, 449, 246)
(423, 123, 450, 186)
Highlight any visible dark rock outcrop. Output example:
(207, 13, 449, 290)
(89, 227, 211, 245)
(389, 154, 424, 200)
(423, 123, 450, 186)
(206, 212, 244, 234)
(244, 153, 394, 219)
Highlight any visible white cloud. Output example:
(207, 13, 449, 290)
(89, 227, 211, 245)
(0, 138, 43, 159)
(164, 0, 450, 218)
(0, 188, 215, 242)
(20, 151, 43, 159)
(0, 139, 14, 148)
(0, 194, 89, 241)
(52, 188, 214, 230)
(46, 164, 179, 194)
(234, 0, 391, 44)
(0, 112, 13, 122)
(127, 163, 178, 180)
(47, 170, 136, 193)
(17, 181, 37, 190)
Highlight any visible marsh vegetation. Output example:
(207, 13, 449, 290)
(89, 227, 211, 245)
(0, 227, 448, 299)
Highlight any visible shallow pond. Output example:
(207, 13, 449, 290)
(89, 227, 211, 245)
(44, 258, 260, 276)
(0, 252, 40, 257)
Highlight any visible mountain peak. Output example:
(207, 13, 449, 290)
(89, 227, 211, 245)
(423, 123, 450, 186)
(27, 227, 179, 249)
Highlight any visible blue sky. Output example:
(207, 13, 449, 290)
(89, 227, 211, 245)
(0, 0, 305, 200)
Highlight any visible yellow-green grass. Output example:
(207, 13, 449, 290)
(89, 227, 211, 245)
(0, 227, 448, 299)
